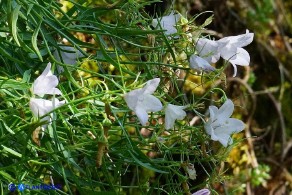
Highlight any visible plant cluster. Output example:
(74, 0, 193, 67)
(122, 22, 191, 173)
(0, 0, 254, 194)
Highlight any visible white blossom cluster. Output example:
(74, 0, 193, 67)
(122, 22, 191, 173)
(29, 12, 252, 149)
(124, 12, 251, 147)
(152, 12, 254, 77)
(124, 78, 245, 147)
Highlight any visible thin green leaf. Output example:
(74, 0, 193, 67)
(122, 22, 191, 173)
(202, 15, 213, 28)
(128, 151, 168, 174)
(22, 69, 31, 83)
(10, 5, 21, 46)
(0, 171, 14, 181)
(31, 20, 43, 61)
(0, 120, 15, 135)
(0, 45, 23, 63)
(1, 145, 22, 158)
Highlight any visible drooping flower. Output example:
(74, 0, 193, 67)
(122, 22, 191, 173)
(189, 54, 216, 72)
(204, 99, 245, 147)
(124, 78, 163, 125)
(32, 63, 62, 97)
(152, 12, 181, 36)
(192, 189, 211, 195)
(165, 104, 187, 130)
(30, 62, 65, 129)
(217, 30, 254, 76)
(195, 30, 253, 76)
(29, 98, 65, 126)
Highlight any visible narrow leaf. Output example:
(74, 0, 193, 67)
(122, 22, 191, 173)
(0, 171, 14, 181)
(1, 145, 22, 158)
(32, 20, 43, 61)
(10, 5, 21, 46)
(128, 151, 168, 174)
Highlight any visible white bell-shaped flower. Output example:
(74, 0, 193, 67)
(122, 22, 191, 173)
(217, 30, 254, 76)
(189, 54, 216, 72)
(32, 63, 62, 96)
(165, 104, 187, 130)
(124, 78, 163, 126)
(195, 30, 253, 77)
(204, 99, 245, 147)
(152, 12, 181, 36)
(29, 98, 65, 126)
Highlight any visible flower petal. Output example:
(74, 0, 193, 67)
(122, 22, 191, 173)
(218, 30, 254, 49)
(140, 94, 163, 112)
(165, 112, 175, 130)
(196, 38, 220, 63)
(152, 12, 181, 35)
(143, 78, 160, 95)
(224, 118, 245, 133)
(33, 75, 61, 95)
(208, 105, 219, 122)
(218, 30, 253, 61)
(134, 106, 149, 126)
(216, 99, 234, 123)
(192, 189, 211, 195)
(51, 97, 66, 108)
(165, 104, 187, 130)
(229, 48, 250, 66)
(41, 62, 53, 77)
(218, 45, 238, 61)
(231, 63, 238, 77)
(189, 55, 216, 72)
(167, 104, 187, 120)
(29, 97, 64, 129)
(204, 122, 218, 141)
(32, 63, 62, 96)
(124, 88, 143, 110)
(29, 98, 54, 118)
(231, 30, 254, 48)
(216, 133, 232, 147)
